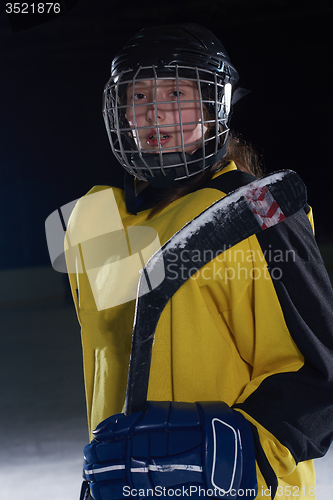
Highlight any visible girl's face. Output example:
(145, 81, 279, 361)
(125, 79, 208, 154)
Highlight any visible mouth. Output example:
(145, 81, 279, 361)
(146, 130, 171, 147)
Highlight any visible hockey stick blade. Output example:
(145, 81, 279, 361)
(124, 169, 307, 415)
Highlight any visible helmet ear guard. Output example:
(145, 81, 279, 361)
(103, 24, 243, 186)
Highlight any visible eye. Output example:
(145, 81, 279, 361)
(169, 90, 184, 98)
(134, 93, 147, 101)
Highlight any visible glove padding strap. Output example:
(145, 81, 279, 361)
(83, 401, 257, 500)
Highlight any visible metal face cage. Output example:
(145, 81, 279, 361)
(103, 65, 232, 184)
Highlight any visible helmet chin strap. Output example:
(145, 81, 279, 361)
(144, 169, 177, 189)
(130, 133, 229, 188)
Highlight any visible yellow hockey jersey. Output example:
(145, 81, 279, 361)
(66, 162, 333, 499)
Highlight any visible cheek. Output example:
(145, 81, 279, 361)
(180, 104, 202, 128)
(166, 102, 201, 126)
(126, 106, 146, 129)
(125, 107, 133, 127)
(182, 124, 205, 145)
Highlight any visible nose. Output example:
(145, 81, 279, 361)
(146, 105, 166, 123)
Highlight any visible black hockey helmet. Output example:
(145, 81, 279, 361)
(103, 24, 240, 186)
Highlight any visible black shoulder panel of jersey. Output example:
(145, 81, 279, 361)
(234, 209, 333, 464)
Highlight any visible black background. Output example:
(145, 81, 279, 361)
(1, 0, 332, 270)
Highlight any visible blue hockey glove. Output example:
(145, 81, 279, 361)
(83, 401, 257, 500)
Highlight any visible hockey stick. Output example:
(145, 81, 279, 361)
(124, 170, 307, 415)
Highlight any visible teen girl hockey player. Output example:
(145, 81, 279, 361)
(65, 24, 333, 499)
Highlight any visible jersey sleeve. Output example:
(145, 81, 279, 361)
(232, 208, 333, 493)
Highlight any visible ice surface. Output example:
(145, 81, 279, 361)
(1, 450, 84, 500)
(0, 301, 87, 499)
